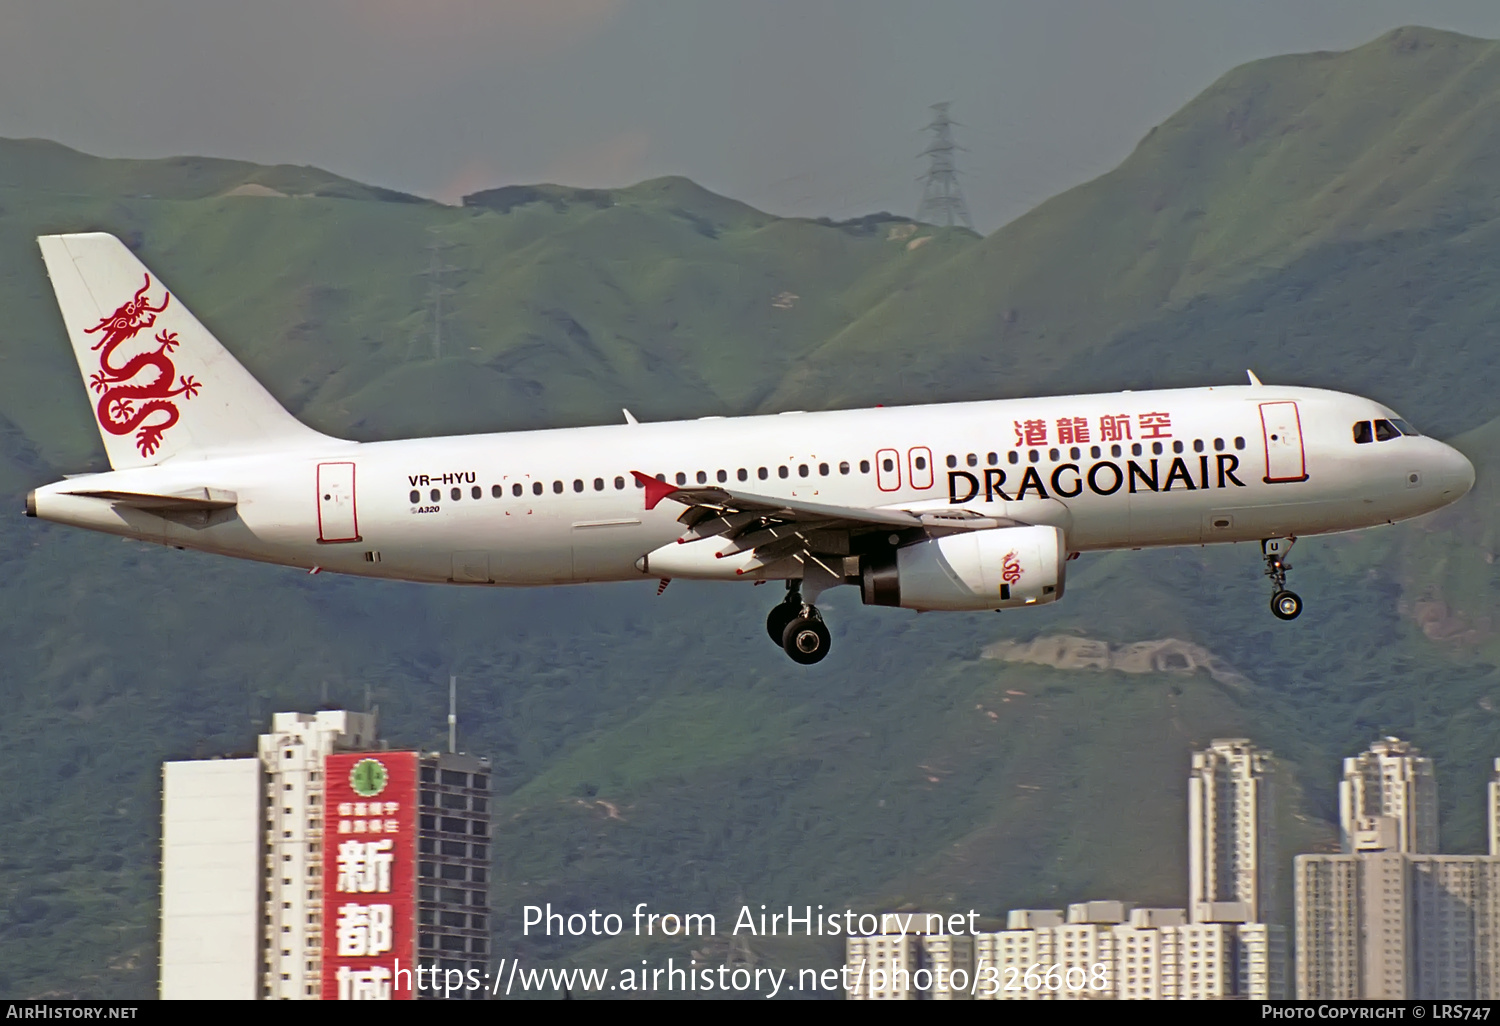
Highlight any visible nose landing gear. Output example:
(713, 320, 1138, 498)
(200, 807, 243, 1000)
(1263, 537, 1302, 621)
(766, 581, 831, 664)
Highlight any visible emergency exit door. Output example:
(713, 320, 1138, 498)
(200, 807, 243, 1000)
(317, 462, 361, 542)
(1259, 402, 1308, 484)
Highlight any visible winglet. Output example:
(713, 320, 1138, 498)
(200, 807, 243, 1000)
(1246, 369, 1263, 386)
(632, 470, 678, 511)
(623, 408, 639, 425)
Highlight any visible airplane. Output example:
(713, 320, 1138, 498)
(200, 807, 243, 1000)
(24, 233, 1476, 664)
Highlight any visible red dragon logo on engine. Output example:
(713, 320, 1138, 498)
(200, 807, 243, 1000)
(1001, 550, 1023, 585)
(85, 274, 200, 456)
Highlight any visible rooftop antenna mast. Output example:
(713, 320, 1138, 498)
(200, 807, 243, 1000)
(916, 102, 975, 231)
(448, 675, 457, 755)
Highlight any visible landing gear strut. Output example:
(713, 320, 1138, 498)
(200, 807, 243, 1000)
(766, 581, 831, 664)
(766, 583, 801, 643)
(1263, 537, 1302, 621)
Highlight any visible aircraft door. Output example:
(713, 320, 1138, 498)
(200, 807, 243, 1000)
(1259, 402, 1308, 483)
(908, 447, 934, 490)
(317, 462, 361, 542)
(876, 448, 901, 491)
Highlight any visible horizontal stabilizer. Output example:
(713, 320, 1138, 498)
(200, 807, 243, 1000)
(63, 487, 238, 513)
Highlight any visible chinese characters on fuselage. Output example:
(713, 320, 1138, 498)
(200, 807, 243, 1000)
(957, 412, 1246, 504)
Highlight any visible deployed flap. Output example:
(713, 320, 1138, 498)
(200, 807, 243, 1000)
(629, 470, 1014, 573)
(632, 471, 922, 528)
(38, 233, 334, 470)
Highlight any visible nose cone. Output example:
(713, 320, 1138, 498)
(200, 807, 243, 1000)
(1440, 443, 1476, 500)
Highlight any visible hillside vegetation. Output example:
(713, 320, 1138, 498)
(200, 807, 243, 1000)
(3, 25, 1500, 997)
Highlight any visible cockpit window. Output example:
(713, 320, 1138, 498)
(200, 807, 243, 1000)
(1391, 418, 1420, 436)
(1353, 421, 1373, 444)
(1374, 419, 1400, 442)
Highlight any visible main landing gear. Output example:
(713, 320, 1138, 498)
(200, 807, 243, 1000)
(1263, 537, 1302, 621)
(767, 582, 831, 665)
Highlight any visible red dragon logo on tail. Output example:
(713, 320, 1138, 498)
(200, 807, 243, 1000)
(84, 275, 200, 456)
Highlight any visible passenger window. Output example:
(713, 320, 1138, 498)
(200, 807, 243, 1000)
(799, 464, 809, 477)
(1029, 450, 1039, 463)
(1070, 447, 1080, 461)
(1090, 446, 1101, 459)
(966, 453, 978, 467)
(1151, 442, 1163, 455)
(491, 485, 502, 498)
(514, 484, 524, 496)
(838, 462, 850, 475)
(1234, 437, 1246, 450)
(472, 486, 481, 499)
(451, 488, 461, 501)
(430, 489, 441, 502)
(594, 478, 604, 491)
(1353, 422, 1373, 444)
(912, 457, 924, 471)
(881, 458, 894, 472)
(1172, 441, 1183, 454)
(1111, 445, 1122, 458)
(946, 455, 957, 468)
(758, 467, 769, 480)
(553, 481, 563, 494)
(819, 463, 830, 475)
(859, 460, 870, 473)
(738, 469, 749, 481)
(675, 473, 687, 485)
(615, 476, 625, 489)
(1049, 448, 1059, 462)
(1008, 451, 1019, 465)
(410, 490, 420, 504)
(696, 471, 707, 484)
(1214, 438, 1225, 452)
(716, 470, 727, 483)
(1193, 439, 1204, 453)
(1374, 419, 1400, 442)
(573, 479, 584, 492)
(987, 452, 998, 465)
(1131, 443, 1142, 457)
(779, 466, 789, 479)
(532, 482, 542, 496)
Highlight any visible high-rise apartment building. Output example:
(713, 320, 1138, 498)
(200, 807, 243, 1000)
(1189, 739, 1276, 924)
(844, 930, 975, 1000)
(1296, 737, 1500, 1000)
(973, 903, 1283, 1000)
(259, 711, 378, 999)
(160, 758, 263, 999)
(161, 710, 491, 1000)
(849, 737, 1287, 999)
(1339, 737, 1437, 855)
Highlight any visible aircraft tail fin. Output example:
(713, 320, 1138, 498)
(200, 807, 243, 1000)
(38, 232, 332, 470)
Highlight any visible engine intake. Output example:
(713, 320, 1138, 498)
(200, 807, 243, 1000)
(860, 525, 1066, 611)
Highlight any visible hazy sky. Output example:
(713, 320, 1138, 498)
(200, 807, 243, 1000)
(5, 1, 1500, 232)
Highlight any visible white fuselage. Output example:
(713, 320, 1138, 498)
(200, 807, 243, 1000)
(29, 384, 1475, 588)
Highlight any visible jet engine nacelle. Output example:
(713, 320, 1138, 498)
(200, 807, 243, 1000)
(860, 525, 1066, 611)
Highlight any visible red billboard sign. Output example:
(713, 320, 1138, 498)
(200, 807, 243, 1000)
(322, 751, 417, 1000)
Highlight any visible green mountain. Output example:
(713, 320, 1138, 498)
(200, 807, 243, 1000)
(3, 25, 1500, 998)
(770, 26, 1500, 439)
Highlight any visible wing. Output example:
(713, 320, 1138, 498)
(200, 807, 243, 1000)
(631, 471, 1013, 574)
